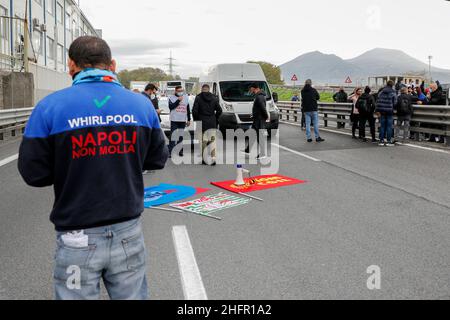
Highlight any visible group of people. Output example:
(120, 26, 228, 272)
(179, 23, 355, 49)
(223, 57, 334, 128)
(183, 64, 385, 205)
(135, 83, 223, 165)
(293, 79, 447, 146)
(343, 80, 447, 145)
(299, 79, 448, 146)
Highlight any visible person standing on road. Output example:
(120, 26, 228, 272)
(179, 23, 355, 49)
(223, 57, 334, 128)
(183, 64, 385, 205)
(426, 82, 446, 143)
(18, 36, 168, 300)
(333, 87, 348, 129)
(244, 83, 270, 159)
(168, 86, 191, 157)
(193, 84, 222, 166)
(395, 87, 414, 142)
(357, 86, 377, 143)
(301, 79, 325, 143)
(376, 80, 398, 146)
(142, 83, 161, 122)
(348, 88, 363, 140)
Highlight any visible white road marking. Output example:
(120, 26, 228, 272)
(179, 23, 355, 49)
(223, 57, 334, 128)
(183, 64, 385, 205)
(272, 143, 322, 162)
(0, 154, 18, 168)
(281, 121, 450, 155)
(172, 226, 208, 300)
(395, 142, 450, 155)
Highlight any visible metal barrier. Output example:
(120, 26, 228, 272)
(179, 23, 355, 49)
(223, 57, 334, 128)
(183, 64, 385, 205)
(277, 101, 450, 146)
(0, 108, 33, 141)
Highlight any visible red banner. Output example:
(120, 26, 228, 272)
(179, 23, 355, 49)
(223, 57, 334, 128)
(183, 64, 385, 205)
(211, 175, 307, 194)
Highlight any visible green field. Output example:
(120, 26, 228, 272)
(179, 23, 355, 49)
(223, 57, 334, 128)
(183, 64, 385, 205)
(272, 87, 334, 102)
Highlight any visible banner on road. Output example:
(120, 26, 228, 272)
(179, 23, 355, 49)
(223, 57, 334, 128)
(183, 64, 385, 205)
(211, 175, 307, 194)
(170, 193, 251, 216)
(144, 184, 209, 208)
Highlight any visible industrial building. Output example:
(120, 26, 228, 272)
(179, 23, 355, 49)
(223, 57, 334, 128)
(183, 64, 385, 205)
(0, 0, 100, 108)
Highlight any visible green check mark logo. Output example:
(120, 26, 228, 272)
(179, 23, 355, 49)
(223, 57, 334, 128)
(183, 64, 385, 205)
(94, 95, 111, 109)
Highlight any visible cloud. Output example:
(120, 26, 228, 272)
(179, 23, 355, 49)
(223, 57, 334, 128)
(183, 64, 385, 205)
(109, 39, 188, 57)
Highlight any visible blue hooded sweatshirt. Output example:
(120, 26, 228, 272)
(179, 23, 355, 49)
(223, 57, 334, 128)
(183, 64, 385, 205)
(18, 69, 168, 231)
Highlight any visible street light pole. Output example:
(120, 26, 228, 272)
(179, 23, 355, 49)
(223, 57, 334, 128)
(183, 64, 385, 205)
(428, 55, 433, 82)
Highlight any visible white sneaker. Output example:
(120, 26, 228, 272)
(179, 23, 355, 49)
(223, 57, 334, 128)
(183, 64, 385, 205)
(386, 142, 396, 147)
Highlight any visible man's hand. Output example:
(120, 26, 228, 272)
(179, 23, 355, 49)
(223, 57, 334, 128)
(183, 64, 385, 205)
(178, 96, 184, 101)
(186, 121, 191, 127)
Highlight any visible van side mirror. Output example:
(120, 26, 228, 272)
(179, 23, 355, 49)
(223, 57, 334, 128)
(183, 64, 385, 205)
(272, 92, 279, 103)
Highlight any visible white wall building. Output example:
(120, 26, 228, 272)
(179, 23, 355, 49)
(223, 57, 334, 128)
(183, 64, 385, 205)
(0, 0, 100, 103)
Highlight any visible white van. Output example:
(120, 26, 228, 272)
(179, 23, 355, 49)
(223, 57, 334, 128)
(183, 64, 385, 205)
(199, 63, 279, 135)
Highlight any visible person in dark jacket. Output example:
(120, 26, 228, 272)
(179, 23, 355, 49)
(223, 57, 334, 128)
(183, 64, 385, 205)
(244, 83, 269, 159)
(193, 84, 223, 165)
(18, 36, 168, 300)
(301, 79, 324, 143)
(395, 87, 414, 142)
(333, 87, 348, 129)
(375, 80, 398, 146)
(357, 86, 377, 143)
(426, 82, 446, 142)
(142, 83, 161, 122)
(426, 83, 446, 105)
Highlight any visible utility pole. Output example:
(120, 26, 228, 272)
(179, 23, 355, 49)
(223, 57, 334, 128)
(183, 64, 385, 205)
(428, 55, 433, 82)
(23, 0, 29, 72)
(166, 51, 176, 77)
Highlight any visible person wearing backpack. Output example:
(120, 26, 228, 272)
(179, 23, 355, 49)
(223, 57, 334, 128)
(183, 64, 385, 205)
(357, 87, 377, 143)
(375, 80, 398, 146)
(333, 87, 348, 129)
(395, 87, 414, 142)
(348, 88, 363, 139)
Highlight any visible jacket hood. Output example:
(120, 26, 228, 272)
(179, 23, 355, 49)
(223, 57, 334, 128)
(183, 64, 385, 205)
(381, 87, 395, 95)
(200, 92, 215, 102)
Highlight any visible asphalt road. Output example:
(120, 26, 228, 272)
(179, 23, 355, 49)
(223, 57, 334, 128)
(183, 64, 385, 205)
(0, 123, 449, 300)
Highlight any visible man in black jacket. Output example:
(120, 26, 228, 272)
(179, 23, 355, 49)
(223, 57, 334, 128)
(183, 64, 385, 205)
(193, 84, 223, 165)
(142, 83, 161, 122)
(395, 87, 414, 142)
(244, 83, 269, 158)
(301, 79, 325, 143)
(333, 87, 348, 128)
(426, 82, 446, 142)
(357, 86, 377, 143)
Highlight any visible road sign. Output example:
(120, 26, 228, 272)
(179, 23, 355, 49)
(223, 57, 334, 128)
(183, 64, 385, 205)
(345, 76, 352, 84)
(291, 74, 298, 82)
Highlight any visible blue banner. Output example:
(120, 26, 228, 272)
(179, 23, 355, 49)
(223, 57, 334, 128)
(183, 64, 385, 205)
(144, 184, 207, 208)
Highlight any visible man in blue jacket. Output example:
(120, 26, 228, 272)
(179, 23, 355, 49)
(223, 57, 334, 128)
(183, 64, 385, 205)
(375, 80, 398, 146)
(18, 36, 168, 300)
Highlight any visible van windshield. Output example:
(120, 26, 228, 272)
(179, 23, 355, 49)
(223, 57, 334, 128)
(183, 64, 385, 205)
(220, 81, 271, 102)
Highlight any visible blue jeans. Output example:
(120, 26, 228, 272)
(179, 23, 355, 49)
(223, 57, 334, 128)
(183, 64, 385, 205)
(54, 218, 148, 300)
(305, 111, 320, 140)
(379, 114, 393, 142)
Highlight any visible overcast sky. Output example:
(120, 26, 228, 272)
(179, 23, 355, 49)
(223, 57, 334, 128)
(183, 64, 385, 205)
(81, 0, 450, 78)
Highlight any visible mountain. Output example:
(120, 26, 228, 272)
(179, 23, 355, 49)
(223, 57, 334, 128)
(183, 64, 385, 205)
(280, 48, 450, 85)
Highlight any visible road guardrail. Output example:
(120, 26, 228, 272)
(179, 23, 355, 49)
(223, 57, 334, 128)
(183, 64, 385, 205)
(277, 101, 450, 146)
(0, 108, 34, 141)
